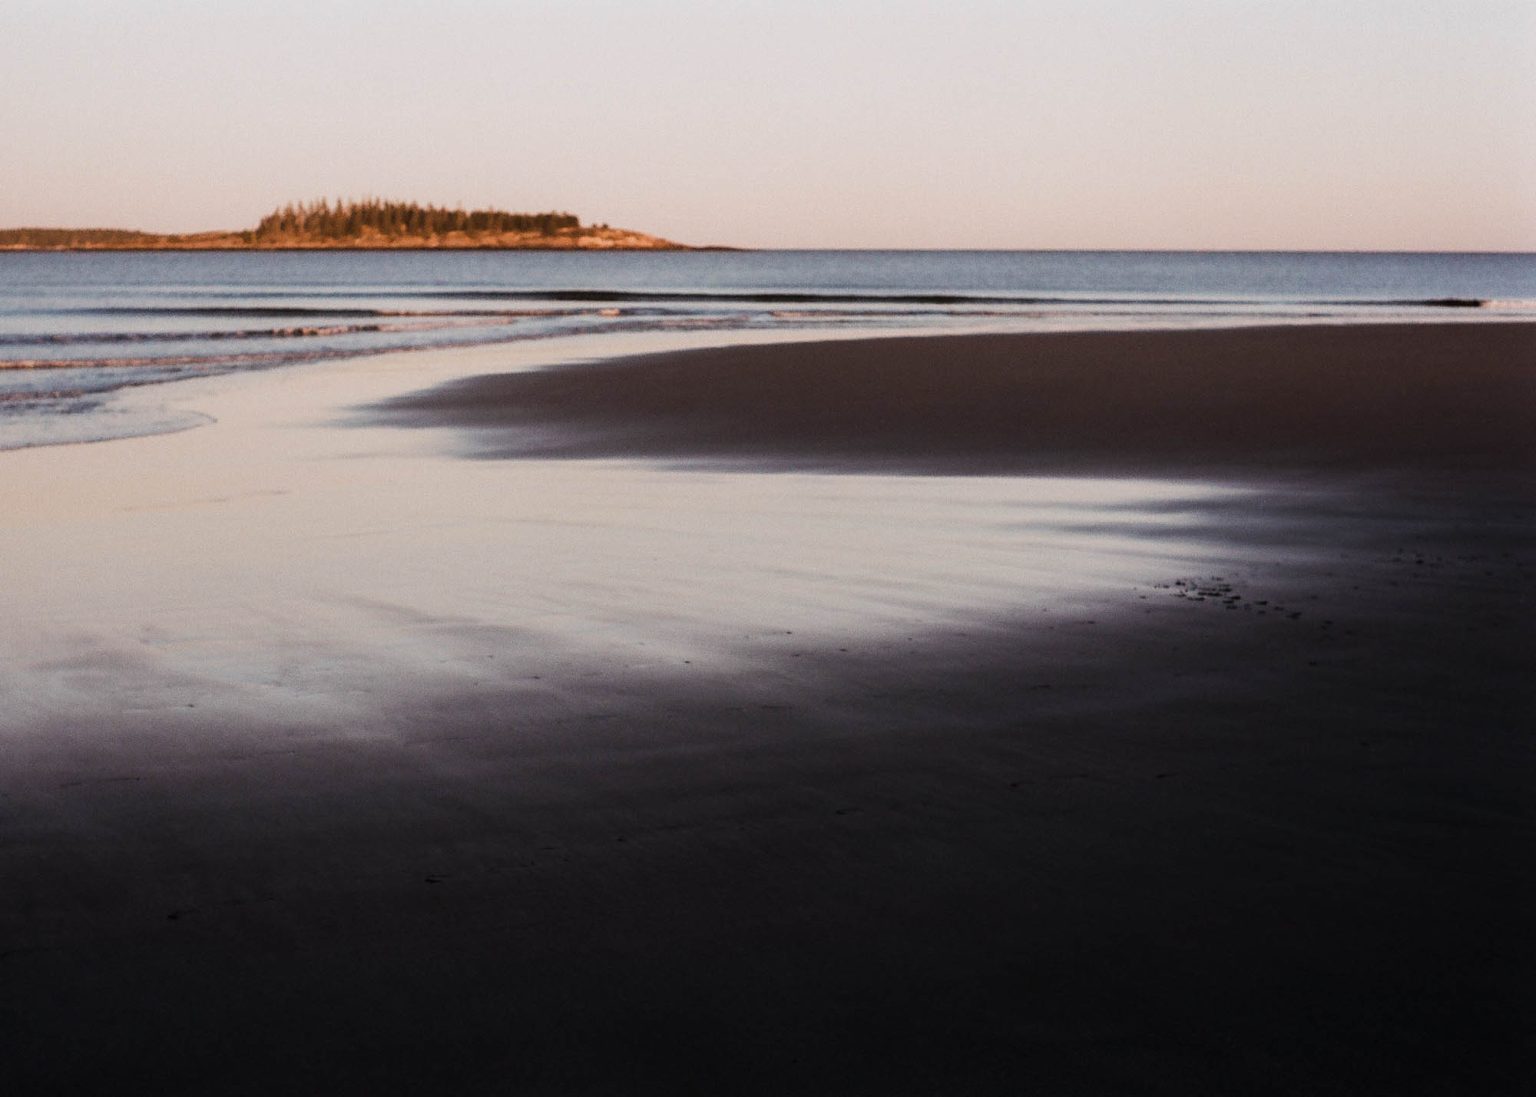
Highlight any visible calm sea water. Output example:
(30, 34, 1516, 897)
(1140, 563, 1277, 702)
(2, 249, 1533, 449)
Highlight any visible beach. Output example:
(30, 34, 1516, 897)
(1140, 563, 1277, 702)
(2, 323, 1532, 1094)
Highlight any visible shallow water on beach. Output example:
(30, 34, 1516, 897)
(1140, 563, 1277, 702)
(0, 330, 1277, 741)
(2, 248, 1533, 449)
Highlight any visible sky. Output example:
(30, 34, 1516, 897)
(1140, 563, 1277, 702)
(2, 0, 1533, 250)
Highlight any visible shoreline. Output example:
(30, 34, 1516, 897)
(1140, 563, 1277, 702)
(2, 322, 1531, 1093)
(4, 244, 1533, 254)
(0, 241, 699, 252)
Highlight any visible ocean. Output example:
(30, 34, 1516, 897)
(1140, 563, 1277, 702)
(2, 249, 1533, 450)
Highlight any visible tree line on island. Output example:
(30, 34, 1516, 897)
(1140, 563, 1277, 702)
(252, 198, 585, 241)
(0, 199, 686, 250)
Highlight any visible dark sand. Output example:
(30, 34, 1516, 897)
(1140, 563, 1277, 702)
(377, 323, 1536, 479)
(5, 325, 1534, 1094)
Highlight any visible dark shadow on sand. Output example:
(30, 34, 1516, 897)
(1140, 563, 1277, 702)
(5, 540, 1532, 1095)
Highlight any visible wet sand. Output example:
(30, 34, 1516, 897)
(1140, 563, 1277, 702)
(376, 323, 1536, 479)
(2, 325, 1533, 1094)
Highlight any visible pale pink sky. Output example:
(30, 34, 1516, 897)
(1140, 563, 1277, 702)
(3, 0, 1533, 249)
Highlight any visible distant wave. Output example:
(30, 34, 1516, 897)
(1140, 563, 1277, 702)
(69, 305, 390, 318)
(0, 316, 527, 348)
(0, 311, 752, 372)
(417, 289, 1499, 308)
(26, 292, 1502, 313)
(0, 349, 347, 370)
(56, 305, 569, 319)
(1394, 297, 1485, 308)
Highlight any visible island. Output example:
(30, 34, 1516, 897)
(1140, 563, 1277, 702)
(0, 198, 689, 250)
